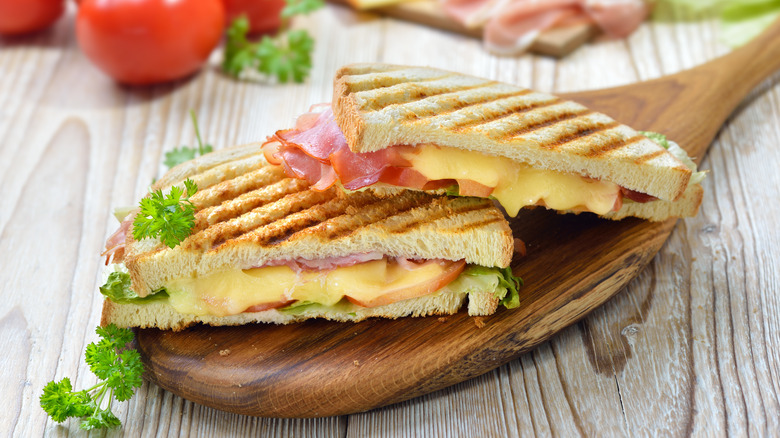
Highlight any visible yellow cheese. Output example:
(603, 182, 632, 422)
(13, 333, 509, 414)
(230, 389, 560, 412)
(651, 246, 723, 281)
(404, 145, 620, 216)
(165, 259, 452, 317)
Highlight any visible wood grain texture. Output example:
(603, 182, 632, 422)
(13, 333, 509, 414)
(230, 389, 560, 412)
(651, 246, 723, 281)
(2, 5, 779, 436)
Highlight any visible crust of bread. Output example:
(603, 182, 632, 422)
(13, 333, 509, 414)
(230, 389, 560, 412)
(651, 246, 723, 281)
(100, 288, 499, 331)
(602, 182, 704, 221)
(333, 63, 691, 202)
(121, 144, 514, 296)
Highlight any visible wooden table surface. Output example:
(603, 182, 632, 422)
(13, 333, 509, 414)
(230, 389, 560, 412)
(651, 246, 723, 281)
(2, 4, 779, 437)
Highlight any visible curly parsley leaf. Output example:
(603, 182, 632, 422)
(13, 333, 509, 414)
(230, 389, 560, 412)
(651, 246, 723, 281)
(40, 325, 143, 430)
(256, 30, 315, 83)
(282, 0, 325, 18)
(222, 0, 322, 84)
(40, 379, 93, 423)
(132, 179, 198, 248)
(164, 110, 213, 170)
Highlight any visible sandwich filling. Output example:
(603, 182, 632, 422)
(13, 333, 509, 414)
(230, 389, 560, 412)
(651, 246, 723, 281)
(101, 255, 521, 318)
(263, 105, 688, 217)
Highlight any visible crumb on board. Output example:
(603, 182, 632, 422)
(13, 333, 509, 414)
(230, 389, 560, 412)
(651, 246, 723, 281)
(473, 317, 486, 329)
(353, 360, 360, 367)
(219, 349, 231, 357)
(437, 317, 449, 323)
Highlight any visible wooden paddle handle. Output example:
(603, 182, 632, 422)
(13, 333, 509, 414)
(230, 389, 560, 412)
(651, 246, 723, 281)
(712, 16, 780, 99)
(564, 16, 780, 161)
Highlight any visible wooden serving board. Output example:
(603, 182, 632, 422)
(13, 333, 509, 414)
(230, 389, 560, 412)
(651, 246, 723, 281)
(328, 0, 599, 57)
(134, 19, 780, 418)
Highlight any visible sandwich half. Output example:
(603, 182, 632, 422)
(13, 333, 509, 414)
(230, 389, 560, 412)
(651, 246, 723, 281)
(262, 63, 705, 221)
(99, 144, 518, 331)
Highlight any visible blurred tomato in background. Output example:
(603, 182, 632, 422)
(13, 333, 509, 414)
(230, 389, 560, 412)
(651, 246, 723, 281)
(222, 0, 286, 35)
(0, 0, 65, 35)
(76, 0, 225, 85)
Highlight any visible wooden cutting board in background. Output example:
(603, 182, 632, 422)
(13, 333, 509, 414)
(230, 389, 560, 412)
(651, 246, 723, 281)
(329, 0, 600, 57)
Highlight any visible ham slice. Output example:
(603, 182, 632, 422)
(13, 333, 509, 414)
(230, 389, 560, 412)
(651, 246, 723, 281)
(101, 216, 133, 264)
(264, 107, 402, 190)
(440, 0, 650, 55)
(260, 252, 387, 273)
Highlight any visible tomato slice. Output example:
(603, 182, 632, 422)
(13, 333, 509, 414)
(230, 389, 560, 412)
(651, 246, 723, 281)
(243, 300, 294, 313)
(456, 179, 495, 197)
(346, 259, 466, 308)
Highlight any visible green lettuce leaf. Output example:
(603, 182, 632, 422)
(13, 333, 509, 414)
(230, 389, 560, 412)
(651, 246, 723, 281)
(462, 266, 523, 309)
(99, 271, 168, 304)
(278, 301, 320, 315)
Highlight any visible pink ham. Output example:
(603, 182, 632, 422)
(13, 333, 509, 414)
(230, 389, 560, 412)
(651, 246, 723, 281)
(264, 107, 400, 190)
(440, 0, 650, 55)
(260, 252, 386, 272)
(259, 253, 454, 274)
(584, 0, 650, 38)
(101, 215, 133, 264)
(484, 1, 584, 55)
(439, 0, 507, 28)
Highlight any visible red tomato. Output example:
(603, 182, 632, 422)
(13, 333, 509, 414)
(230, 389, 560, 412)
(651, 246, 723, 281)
(76, 0, 225, 85)
(0, 0, 64, 35)
(222, 0, 285, 35)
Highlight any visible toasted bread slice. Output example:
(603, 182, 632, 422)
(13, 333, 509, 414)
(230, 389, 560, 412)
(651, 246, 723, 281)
(120, 144, 514, 298)
(101, 287, 499, 331)
(333, 63, 692, 202)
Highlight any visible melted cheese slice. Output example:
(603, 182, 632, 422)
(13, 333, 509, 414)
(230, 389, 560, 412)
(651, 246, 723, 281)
(165, 259, 453, 317)
(404, 145, 620, 216)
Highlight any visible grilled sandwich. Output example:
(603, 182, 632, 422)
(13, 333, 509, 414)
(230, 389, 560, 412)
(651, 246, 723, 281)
(263, 63, 705, 221)
(100, 144, 519, 331)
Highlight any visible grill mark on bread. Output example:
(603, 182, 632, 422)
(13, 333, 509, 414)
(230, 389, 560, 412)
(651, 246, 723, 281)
(359, 77, 491, 112)
(313, 193, 439, 240)
(345, 72, 452, 94)
(581, 134, 644, 157)
(633, 148, 666, 163)
(450, 216, 505, 231)
(192, 178, 311, 232)
(184, 155, 267, 192)
(191, 165, 288, 209)
(387, 199, 493, 234)
(541, 121, 621, 150)
(449, 97, 563, 133)
(497, 108, 593, 139)
(399, 89, 535, 123)
(185, 188, 338, 251)
(240, 191, 381, 246)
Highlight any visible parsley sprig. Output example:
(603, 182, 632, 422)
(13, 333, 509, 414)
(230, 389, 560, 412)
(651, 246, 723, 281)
(133, 179, 198, 248)
(164, 110, 213, 170)
(222, 0, 323, 83)
(40, 325, 143, 430)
